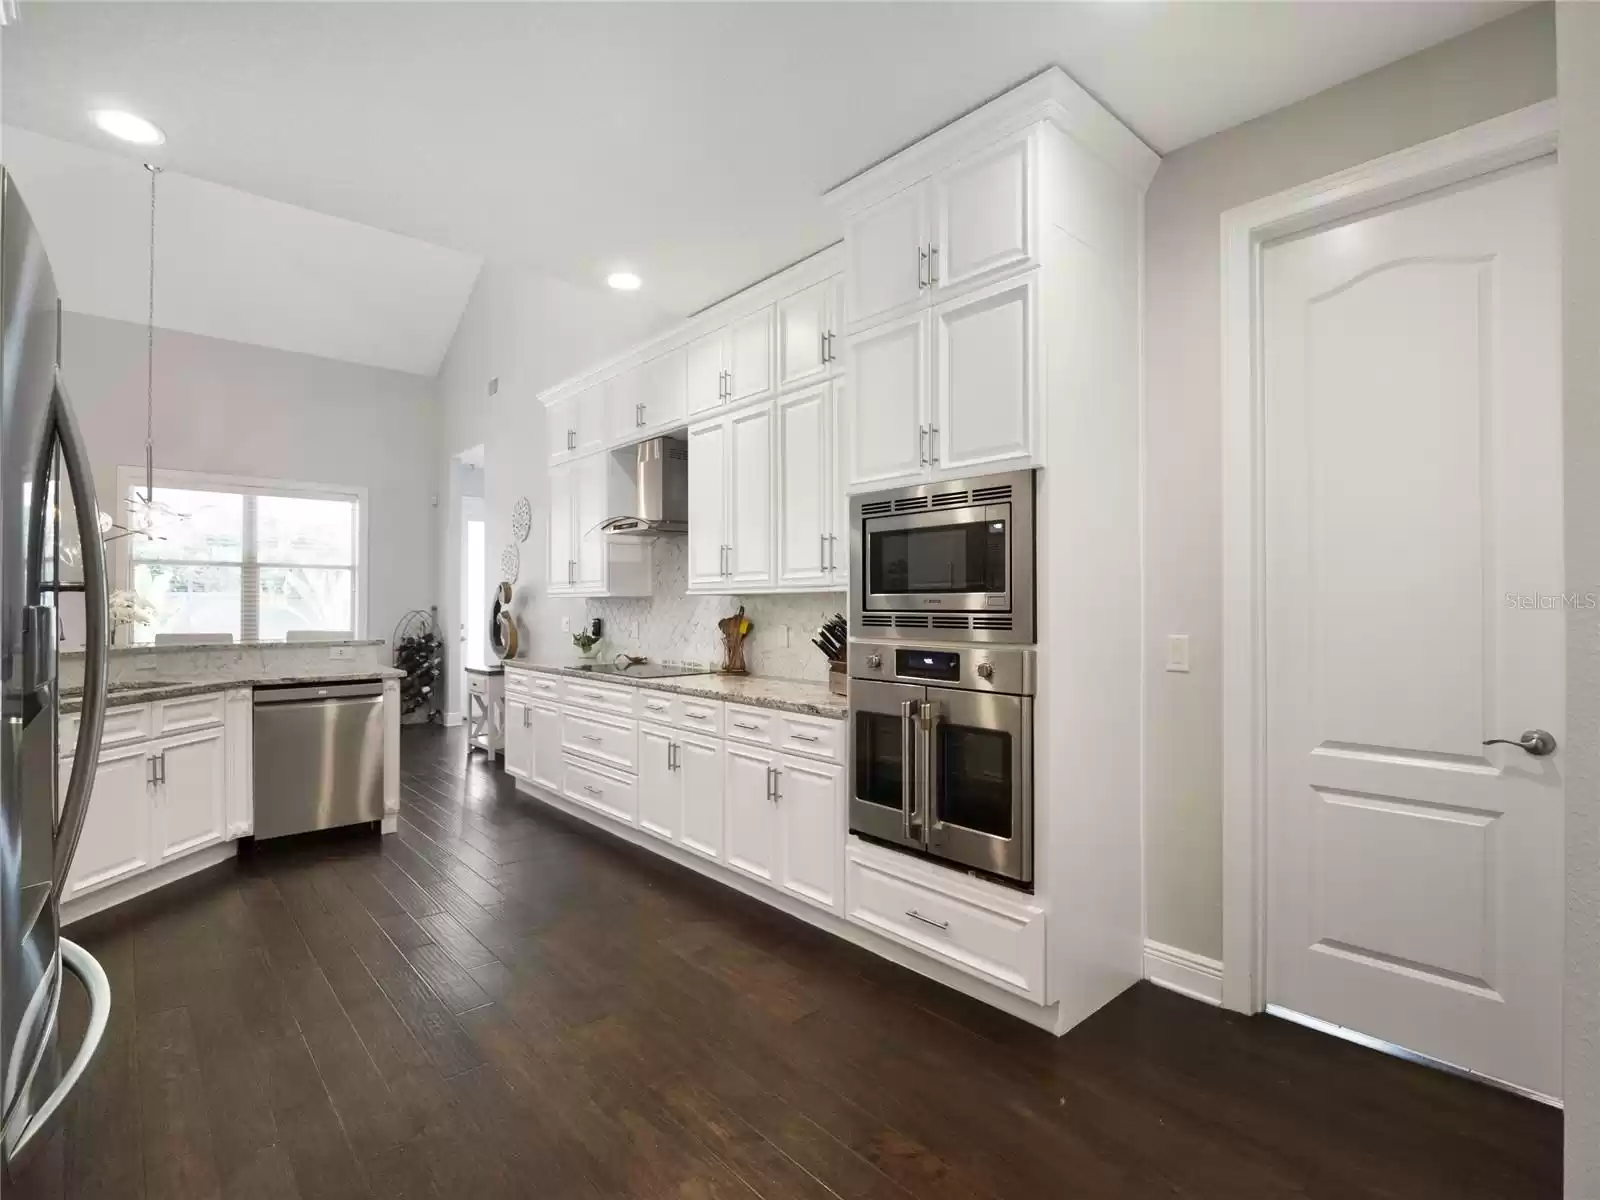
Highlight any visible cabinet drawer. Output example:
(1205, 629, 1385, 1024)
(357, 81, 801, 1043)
(61, 703, 151, 756)
(776, 713, 843, 763)
(562, 754, 638, 825)
(502, 669, 543, 700)
(562, 680, 635, 718)
(524, 673, 563, 700)
(845, 845, 1046, 1002)
(156, 693, 225, 735)
(560, 708, 637, 773)
(724, 703, 775, 746)
(637, 690, 724, 735)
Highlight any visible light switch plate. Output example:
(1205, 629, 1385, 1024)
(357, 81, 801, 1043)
(328, 646, 355, 661)
(1165, 634, 1190, 673)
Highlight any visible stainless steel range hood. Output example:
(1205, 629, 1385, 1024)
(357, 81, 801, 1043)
(600, 435, 688, 536)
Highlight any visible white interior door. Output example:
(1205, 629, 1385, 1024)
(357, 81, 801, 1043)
(1263, 159, 1563, 1099)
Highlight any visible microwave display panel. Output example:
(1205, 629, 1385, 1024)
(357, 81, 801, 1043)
(869, 517, 1006, 596)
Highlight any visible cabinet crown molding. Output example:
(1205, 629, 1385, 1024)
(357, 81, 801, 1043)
(822, 65, 1159, 219)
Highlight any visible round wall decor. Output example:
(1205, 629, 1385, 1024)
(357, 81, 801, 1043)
(510, 496, 532, 543)
(500, 542, 520, 583)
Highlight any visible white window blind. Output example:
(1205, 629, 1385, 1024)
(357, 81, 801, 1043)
(124, 472, 363, 644)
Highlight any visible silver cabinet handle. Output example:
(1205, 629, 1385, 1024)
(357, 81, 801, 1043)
(820, 329, 827, 364)
(790, 732, 819, 743)
(1483, 729, 1557, 756)
(906, 909, 949, 932)
(686, 712, 709, 721)
(147, 756, 156, 788)
(828, 534, 838, 572)
(824, 331, 835, 363)
(581, 734, 602, 743)
(645, 701, 667, 712)
(667, 741, 678, 770)
(820, 533, 828, 571)
(901, 699, 919, 837)
(525, 708, 531, 728)
(918, 246, 928, 290)
(733, 720, 760, 731)
(929, 425, 939, 464)
(919, 425, 928, 466)
(930, 246, 940, 286)
(583, 784, 602, 796)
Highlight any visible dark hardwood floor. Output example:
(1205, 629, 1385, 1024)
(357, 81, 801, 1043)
(35, 725, 1559, 1200)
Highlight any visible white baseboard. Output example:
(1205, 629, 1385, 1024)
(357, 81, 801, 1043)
(1144, 939, 1224, 1006)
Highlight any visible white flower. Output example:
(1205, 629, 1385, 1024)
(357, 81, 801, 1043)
(108, 589, 153, 628)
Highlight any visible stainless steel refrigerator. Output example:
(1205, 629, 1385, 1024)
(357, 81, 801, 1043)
(1, 168, 114, 1190)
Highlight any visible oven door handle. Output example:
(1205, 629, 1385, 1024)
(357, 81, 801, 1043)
(900, 699, 920, 839)
(921, 701, 942, 833)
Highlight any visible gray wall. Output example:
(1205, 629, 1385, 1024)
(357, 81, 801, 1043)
(1561, 3, 1600, 1191)
(1140, 5, 1557, 959)
(59, 312, 438, 649)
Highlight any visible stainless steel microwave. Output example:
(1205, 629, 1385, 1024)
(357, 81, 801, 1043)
(849, 468, 1036, 644)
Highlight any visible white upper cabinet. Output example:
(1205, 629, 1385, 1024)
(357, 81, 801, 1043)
(727, 306, 775, 406)
(548, 461, 574, 590)
(931, 270, 1038, 474)
(640, 347, 687, 434)
(573, 382, 607, 455)
(607, 365, 645, 444)
(685, 327, 728, 417)
(847, 311, 928, 487)
(847, 185, 927, 329)
(932, 132, 1034, 294)
(548, 397, 576, 460)
(686, 419, 729, 589)
(776, 384, 833, 589)
(777, 281, 830, 391)
(574, 452, 608, 589)
(726, 403, 774, 587)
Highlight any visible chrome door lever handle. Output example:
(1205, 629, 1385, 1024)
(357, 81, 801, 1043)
(1483, 730, 1557, 756)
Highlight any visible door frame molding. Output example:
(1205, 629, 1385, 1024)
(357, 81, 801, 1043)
(1218, 100, 1558, 1014)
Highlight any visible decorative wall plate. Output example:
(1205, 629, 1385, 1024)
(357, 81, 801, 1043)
(510, 496, 532, 543)
(500, 542, 520, 583)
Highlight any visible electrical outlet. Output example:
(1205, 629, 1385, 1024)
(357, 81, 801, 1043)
(777, 624, 790, 648)
(627, 619, 640, 642)
(561, 616, 571, 633)
(328, 646, 356, 662)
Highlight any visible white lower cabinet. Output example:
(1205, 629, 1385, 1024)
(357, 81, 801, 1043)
(637, 723, 678, 842)
(60, 743, 154, 901)
(677, 732, 725, 861)
(776, 755, 842, 911)
(724, 741, 780, 884)
(154, 727, 227, 862)
(563, 755, 637, 825)
(61, 697, 246, 906)
(503, 697, 532, 781)
(529, 701, 562, 792)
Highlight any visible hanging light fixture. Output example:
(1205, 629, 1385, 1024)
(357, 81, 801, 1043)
(124, 161, 169, 536)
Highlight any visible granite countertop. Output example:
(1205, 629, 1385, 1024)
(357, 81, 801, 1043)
(60, 638, 386, 659)
(59, 667, 405, 714)
(503, 660, 846, 720)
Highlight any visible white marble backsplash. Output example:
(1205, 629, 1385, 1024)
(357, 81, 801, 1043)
(58, 639, 391, 689)
(530, 539, 843, 682)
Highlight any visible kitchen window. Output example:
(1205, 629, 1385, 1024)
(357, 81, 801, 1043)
(120, 468, 365, 644)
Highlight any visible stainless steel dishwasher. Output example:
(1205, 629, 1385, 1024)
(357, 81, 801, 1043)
(253, 679, 385, 839)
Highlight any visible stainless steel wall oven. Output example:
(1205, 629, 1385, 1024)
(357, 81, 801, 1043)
(848, 640, 1034, 886)
(849, 468, 1035, 644)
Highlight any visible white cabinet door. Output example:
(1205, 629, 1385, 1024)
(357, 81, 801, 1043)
(608, 366, 645, 444)
(548, 397, 576, 460)
(573, 382, 608, 454)
(529, 701, 562, 792)
(686, 420, 729, 588)
(61, 744, 154, 900)
(727, 307, 774, 406)
(724, 742, 779, 884)
(776, 385, 831, 588)
(848, 311, 928, 487)
(548, 462, 575, 592)
(847, 184, 928, 329)
(154, 727, 226, 862)
(677, 732, 724, 860)
(932, 132, 1034, 294)
(640, 347, 687, 433)
(637, 724, 678, 843)
(685, 327, 727, 416)
(727, 404, 774, 588)
(777, 282, 830, 391)
(574, 452, 608, 590)
(503, 698, 532, 780)
(931, 272, 1037, 474)
(777, 754, 842, 912)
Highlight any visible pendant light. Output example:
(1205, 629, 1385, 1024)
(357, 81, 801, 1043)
(142, 162, 159, 504)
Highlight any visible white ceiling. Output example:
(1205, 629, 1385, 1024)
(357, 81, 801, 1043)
(1, 126, 482, 374)
(3, 1, 1521, 318)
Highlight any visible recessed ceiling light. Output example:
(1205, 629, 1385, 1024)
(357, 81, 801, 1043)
(91, 109, 165, 146)
(607, 271, 642, 292)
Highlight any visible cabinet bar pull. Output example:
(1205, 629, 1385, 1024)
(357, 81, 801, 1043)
(906, 909, 949, 932)
(581, 734, 602, 743)
(918, 246, 928, 290)
(919, 425, 928, 466)
(824, 331, 834, 363)
(790, 732, 819, 742)
(820, 330, 827, 364)
(686, 712, 709, 721)
(583, 785, 602, 796)
(930, 246, 939, 286)
(733, 720, 760, 731)
(820, 533, 827, 571)
(929, 425, 940, 464)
